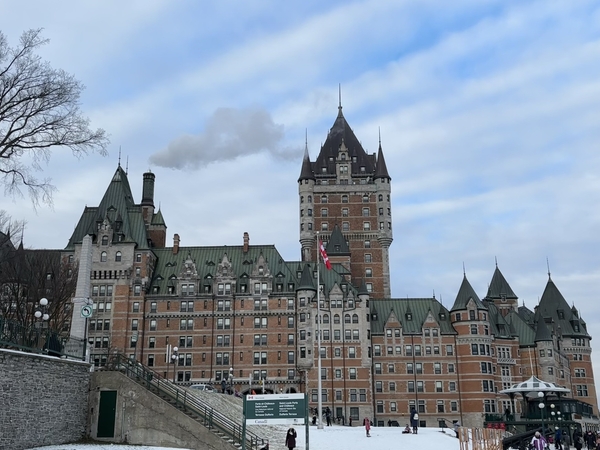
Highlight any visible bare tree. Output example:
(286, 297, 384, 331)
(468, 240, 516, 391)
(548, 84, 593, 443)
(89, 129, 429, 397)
(0, 29, 109, 206)
(0, 247, 77, 335)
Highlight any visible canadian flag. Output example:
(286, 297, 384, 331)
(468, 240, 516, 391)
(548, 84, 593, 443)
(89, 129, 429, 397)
(319, 240, 332, 270)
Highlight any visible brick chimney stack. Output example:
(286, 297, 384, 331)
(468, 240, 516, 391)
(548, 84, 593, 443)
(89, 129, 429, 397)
(173, 234, 180, 255)
(243, 232, 249, 253)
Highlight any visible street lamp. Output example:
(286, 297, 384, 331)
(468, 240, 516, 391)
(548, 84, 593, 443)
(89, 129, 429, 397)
(229, 367, 234, 395)
(34, 297, 50, 321)
(34, 298, 49, 349)
(538, 392, 546, 439)
(171, 346, 179, 383)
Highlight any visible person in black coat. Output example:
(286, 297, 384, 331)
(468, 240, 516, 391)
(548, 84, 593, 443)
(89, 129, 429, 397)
(285, 427, 297, 450)
(410, 408, 419, 434)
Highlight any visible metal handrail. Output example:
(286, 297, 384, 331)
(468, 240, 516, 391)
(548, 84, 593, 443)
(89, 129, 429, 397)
(106, 354, 267, 450)
(0, 317, 86, 360)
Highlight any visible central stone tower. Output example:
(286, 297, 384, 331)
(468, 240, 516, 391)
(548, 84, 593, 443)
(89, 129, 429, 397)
(298, 101, 393, 298)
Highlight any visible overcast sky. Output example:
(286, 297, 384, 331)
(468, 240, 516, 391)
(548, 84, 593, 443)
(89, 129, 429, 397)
(2, 1, 600, 391)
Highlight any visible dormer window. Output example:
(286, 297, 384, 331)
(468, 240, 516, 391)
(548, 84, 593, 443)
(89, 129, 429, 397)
(102, 235, 109, 246)
(469, 310, 476, 321)
(259, 266, 264, 275)
(558, 310, 564, 319)
(406, 312, 412, 321)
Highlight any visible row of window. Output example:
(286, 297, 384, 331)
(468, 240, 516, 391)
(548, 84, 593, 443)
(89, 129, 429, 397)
(301, 221, 392, 232)
(300, 193, 391, 204)
(301, 207, 391, 218)
(374, 361, 457, 375)
(374, 344, 454, 357)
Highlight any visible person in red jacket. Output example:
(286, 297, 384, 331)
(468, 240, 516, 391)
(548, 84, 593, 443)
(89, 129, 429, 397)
(364, 417, 371, 437)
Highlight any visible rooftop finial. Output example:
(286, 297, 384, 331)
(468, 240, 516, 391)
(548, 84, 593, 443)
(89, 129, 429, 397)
(463, 262, 466, 276)
(495, 256, 498, 267)
(338, 83, 342, 110)
(378, 127, 381, 147)
(118, 146, 122, 167)
(126, 155, 129, 175)
(546, 257, 551, 279)
(305, 128, 308, 150)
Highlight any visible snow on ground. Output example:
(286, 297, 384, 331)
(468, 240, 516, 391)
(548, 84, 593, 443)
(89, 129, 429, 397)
(26, 425, 461, 450)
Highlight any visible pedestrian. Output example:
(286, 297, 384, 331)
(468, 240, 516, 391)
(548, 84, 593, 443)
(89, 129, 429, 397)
(574, 430, 584, 450)
(221, 379, 227, 394)
(453, 420, 461, 439)
(388, 419, 392, 427)
(410, 408, 419, 434)
(555, 427, 563, 450)
(285, 427, 297, 450)
(326, 407, 332, 426)
(364, 416, 371, 437)
(531, 431, 547, 450)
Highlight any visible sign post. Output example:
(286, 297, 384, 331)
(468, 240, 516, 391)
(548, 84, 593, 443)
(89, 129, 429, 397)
(242, 393, 309, 450)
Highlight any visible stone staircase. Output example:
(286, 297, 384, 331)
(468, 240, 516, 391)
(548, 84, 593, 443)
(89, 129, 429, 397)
(107, 355, 272, 450)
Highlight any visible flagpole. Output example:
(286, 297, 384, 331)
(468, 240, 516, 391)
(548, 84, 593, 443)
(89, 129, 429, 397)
(316, 231, 323, 430)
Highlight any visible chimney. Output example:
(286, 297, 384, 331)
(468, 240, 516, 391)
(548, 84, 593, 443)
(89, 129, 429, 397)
(173, 233, 180, 255)
(243, 232, 249, 253)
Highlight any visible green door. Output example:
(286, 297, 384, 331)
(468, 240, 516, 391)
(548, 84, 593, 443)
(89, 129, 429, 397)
(97, 390, 117, 438)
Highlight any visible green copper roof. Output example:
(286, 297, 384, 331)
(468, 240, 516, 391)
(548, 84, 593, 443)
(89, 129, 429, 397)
(370, 298, 455, 335)
(537, 277, 590, 339)
(65, 165, 150, 250)
(485, 266, 518, 300)
(326, 225, 350, 256)
(451, 275, 486, 311)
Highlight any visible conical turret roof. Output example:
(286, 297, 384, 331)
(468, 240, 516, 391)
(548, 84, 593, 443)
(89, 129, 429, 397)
(485, 266, 518, 300)
(451, 275, 486, 311)
(326, 225, 350, 255)
(373, 143, 391, 180)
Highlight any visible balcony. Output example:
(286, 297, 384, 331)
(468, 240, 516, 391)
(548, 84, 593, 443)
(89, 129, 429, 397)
(497, 357, 516, 365)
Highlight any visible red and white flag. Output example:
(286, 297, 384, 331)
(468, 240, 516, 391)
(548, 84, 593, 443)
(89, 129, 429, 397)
(319, 240, 332, 270)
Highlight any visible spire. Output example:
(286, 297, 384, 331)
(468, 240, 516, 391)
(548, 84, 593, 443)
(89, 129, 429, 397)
(533, 309, 553, 342)
(547, 257, 551, 279)
(297, 264, 316, 292)
(451, 273, 486, 311)
(326, 224, 350, 255)
(338, 83, 342, 113)
(298, 140, 315, 182)
(485, 265, 518, 300)
(358, 279, 369, 296)
(373, 136, 391, 180)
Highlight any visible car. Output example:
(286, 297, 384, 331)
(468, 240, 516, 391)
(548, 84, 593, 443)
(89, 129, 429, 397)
(189, 384, 215, 393)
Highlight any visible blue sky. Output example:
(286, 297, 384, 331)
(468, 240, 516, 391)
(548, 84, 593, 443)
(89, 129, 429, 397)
(2, 1, 600, 390)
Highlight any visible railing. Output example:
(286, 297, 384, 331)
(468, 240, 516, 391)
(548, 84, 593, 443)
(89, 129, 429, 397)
(105, 354, 267, 450)
(0, 317, 86, 360)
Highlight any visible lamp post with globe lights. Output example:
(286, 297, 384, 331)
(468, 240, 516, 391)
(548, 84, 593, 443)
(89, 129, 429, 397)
(538, 392, 546, 439)
(229, 367, 234, 395)
(34, 298, 49, 349)
(171, 346, 179, 383)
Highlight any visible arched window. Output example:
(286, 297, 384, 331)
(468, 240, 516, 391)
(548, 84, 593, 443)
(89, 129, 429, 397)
(344, 314, 351, 324)
(352, 314, 359, 324)
(101, 235, 109, 245)
(341, 195, 348, 203)
(378, 194, 383, 201)
(115, 251, 122, 262)
(101, 252, 107, 262)
(334, 314, 340, 324)
(321, 195, 328, 203)
(308, 195, 312, 203)
(322, 314, 329, 324)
